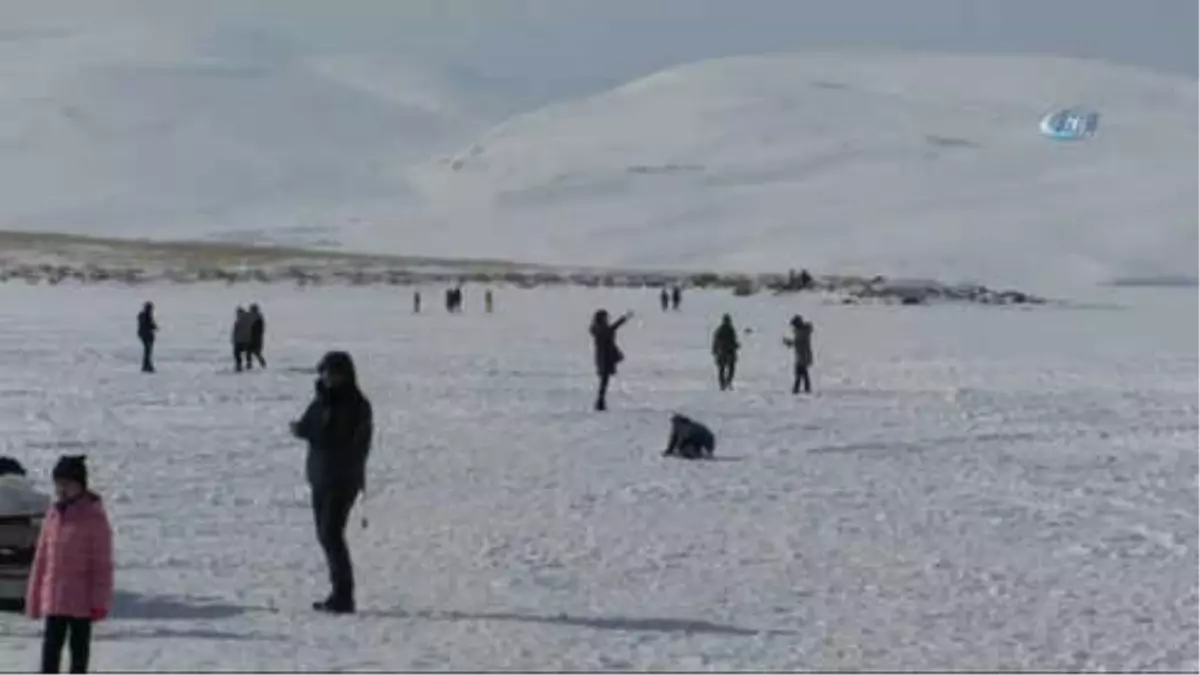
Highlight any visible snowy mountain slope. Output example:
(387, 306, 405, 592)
(0, 23, 513, 247)
(0, 38, 1193, 291)
(396, 52, 1197, 291)
(0, 283, 1194, 670)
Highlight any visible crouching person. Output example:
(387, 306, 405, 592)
(664, 414, 715, 460)
(27, 456, 114, 674)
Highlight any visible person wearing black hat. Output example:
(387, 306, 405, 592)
(290, 352, 373, 615)
(27, 456, 113, 674)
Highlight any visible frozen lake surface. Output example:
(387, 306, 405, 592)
(0, 283, 1195, 671)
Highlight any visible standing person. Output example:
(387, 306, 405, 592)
(136, 302, 156, 373)
(413, 291, 422, 314)
(290, 352, 373, 615)
(248, 304, 267, 369)
(590, 309, 633, 412)
(712, 314, 740, 391)
(659, 288, 670, 312)
(671, 286, 683, 312)
(231, 307, 254, 372)
(484, 290, 494, 314)
(27, 456, 114, 674)
(783, 315, 815, 394)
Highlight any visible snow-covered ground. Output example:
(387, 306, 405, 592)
(0, 283, 1194, 671)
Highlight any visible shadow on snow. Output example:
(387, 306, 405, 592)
(364, 607, 793, 637)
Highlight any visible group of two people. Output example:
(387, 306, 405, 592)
(590, 310, 816, 410)
(231, 304, 267, 372)
(714, 313, 815, 394)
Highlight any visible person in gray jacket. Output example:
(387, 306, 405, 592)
(290, 351, 373, 615)
(783, 315, 814, 394)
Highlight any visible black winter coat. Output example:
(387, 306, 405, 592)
(712, 323, 739, 361)
(591, 316, 628, 377)
(293, 382, 373, 490)
(137, 310, 156, 342)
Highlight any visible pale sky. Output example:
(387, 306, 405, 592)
(4, 0, 1196, 96)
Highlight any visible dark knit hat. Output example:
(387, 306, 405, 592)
(317, 351, 360, 388)
(52, 455, 88, 488)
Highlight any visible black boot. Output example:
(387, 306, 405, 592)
(314, 596, 356, 615)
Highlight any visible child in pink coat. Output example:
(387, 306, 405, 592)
(26, 456, 113, 674)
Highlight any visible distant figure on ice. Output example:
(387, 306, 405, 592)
(671, 286, 683, 311)
(798, 269, 814, 290)
(136, 302, 157, 373)
(590, 309, 633, 412)
(290, 352, 373, 615)
(712, 314, 740, 391)
(659, 288, 670, 312)
(663, 414, 715, 459)
(248, 304, 267, 369)
(484, 289, 494, 314)
(27, 455, 114, 674)
(783, 315, 815, 394)
(231, 307, 254, 372)
(413, 291, 421, 314)
(445, 287, 464, 314)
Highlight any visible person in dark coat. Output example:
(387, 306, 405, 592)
(484, 290, 494, 314)
(248, 304, 266, 369)
(413, 291, 421, 314)
(290, 352, 373, 615)
(783, 315, 815, 394)
(231, 307, 254, 372)
(590, 309, 632, 412)
(712, 314, 740, 391)
(671, 286, 682, 311)
(136, 302, 157, 373)
(664, 414, 715, 459)
(659, 288, 670, 312)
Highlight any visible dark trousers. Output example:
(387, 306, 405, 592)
(716, 358, 736, 391)
(249, 343, 266, 368)
(140, 339, 154, 373)
(233, 344, 251, 371)
(793, 364, 812, 394)
(312, 486, 360, 602)
(595, 373, 611, 411)
(41, 616, 92, 673)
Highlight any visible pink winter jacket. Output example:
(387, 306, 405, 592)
(26, 494, 114, 620)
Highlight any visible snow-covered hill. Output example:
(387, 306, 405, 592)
(0, 36, 1194, 291)
(401, 53, 1197, 291)
(0, 23, 516, 247)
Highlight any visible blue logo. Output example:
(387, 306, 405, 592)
(1039, 107, 1099, 140)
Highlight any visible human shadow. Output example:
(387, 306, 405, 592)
(112, 591, 261, 621)
(365, 607, 793, 637)
(103, 626, 285, 642)
(808, 431, 1041, 456)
